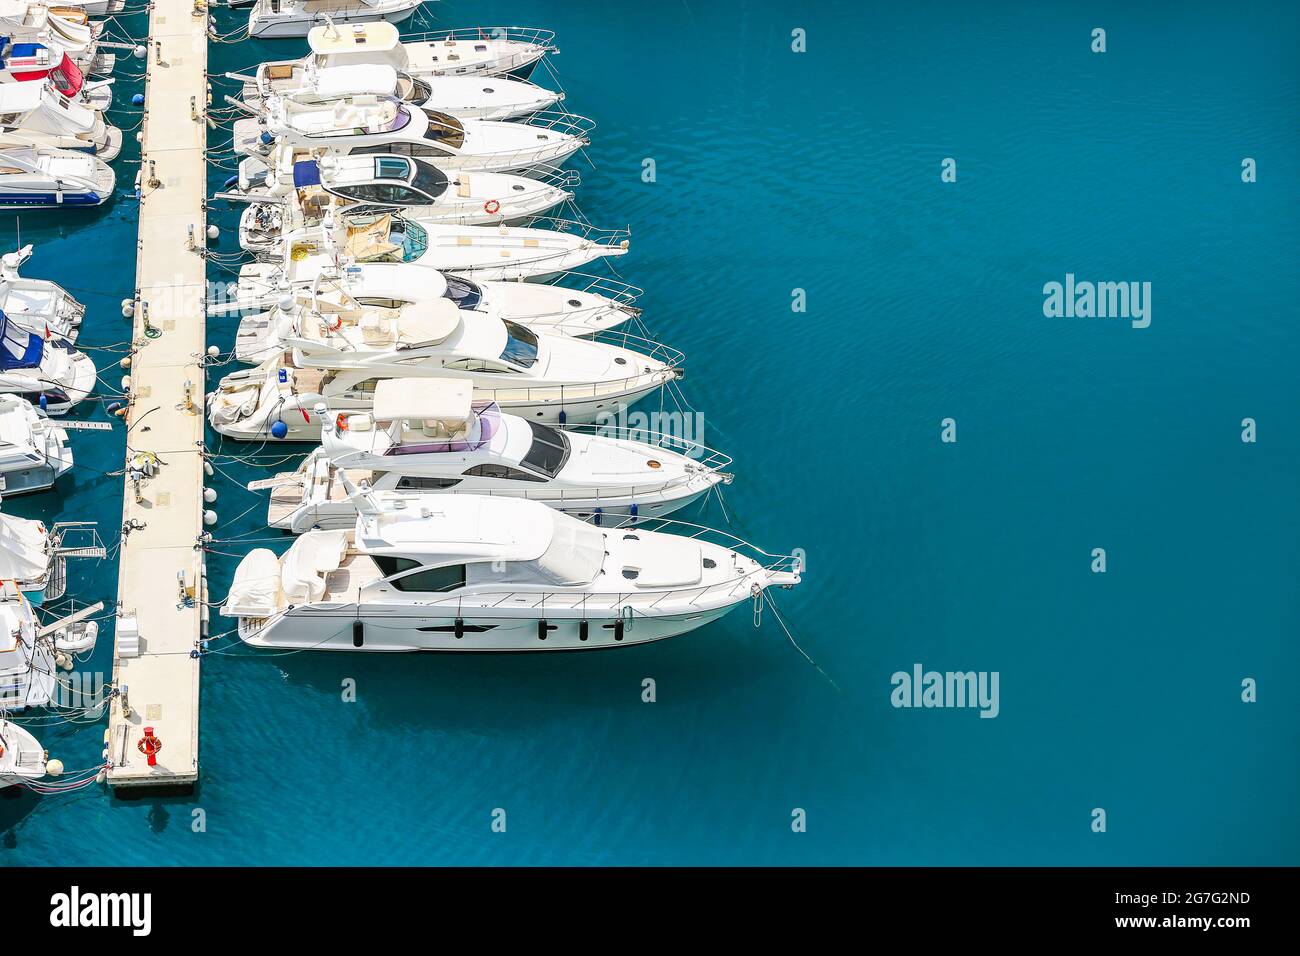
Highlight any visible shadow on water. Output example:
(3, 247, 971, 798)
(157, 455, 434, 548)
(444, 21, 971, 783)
(211, 610, 798, 736)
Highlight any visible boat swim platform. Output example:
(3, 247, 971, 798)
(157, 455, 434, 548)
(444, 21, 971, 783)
(106, 1, 210, 792)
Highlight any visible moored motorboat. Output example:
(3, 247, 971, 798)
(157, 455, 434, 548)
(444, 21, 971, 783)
(223, 488, 801, 651)
(250, 208, 628, 281)
(237, 59, 560, 121)
(232, 92, 592, 172)
(0, 392, 72, 494)
(230, 263, 640, 363)
(248, 0, 423, 41)
(0, 579, 53, 707)
(0, 78, 120, 159)
(206, 298, 683, 439)
(0, 132, 115, 207)
(263, 377, 731, 531)
(0, 716, 46, 788)
(0, 311, 96, 414)
(0, 37, 113, 109)
(233, 152, 576, 250)
(0, 243, 85, 339)
(252, 22, 556, 83)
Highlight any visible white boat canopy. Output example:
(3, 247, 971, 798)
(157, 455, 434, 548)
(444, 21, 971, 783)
(308, 21, 402, 58)
(372, 377, 471, 423)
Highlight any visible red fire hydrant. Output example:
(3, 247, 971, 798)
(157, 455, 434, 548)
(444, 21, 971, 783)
(137, 727, 162, 767)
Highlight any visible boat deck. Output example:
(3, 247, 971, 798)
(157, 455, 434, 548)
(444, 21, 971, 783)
(106, 0, 208, 792)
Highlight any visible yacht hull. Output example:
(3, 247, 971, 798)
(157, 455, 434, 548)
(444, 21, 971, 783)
(250, 6, 420, 40)
(240, 602, 739, 652)
(211, 383, 666, 441)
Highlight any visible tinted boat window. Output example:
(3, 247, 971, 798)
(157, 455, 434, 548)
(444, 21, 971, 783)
(520, 421, 570, 477)
(500, 320, 538, 368)
(443, 275, 482, 310)
(373, 556, 466, 592)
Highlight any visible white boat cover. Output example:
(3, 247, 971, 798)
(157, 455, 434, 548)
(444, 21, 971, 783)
(223, 548, 283, 617)
(373, 375, 470, 423)
(0, 513, 47, 584)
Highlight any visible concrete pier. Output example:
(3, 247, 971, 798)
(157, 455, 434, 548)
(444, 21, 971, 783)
(106, 1, 209, 790)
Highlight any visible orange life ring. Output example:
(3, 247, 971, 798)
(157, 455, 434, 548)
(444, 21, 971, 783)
(484, 199, 501, 215)
(137, 735, 162, 756)
(335, 413, 350, 432)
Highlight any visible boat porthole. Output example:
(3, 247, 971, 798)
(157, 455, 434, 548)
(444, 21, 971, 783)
(703, 558, 717, 569)
(615, 357, 627, 365)
(647, 459, 661, 469)
(512, 184, 524, 191)
(483, 88, 495, 93)
(622, 569, 639, 581)
(567, 299, 582, 307)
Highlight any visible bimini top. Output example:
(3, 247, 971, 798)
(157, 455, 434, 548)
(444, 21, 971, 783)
(300, 63, 400, 99)
(0, 312, 41, 371)
(373, 376, 471, 423)
(308, 21, 401, 57)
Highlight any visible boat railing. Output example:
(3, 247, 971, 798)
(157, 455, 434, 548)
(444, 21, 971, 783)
(538, 272, 643, 310)
(400, 26, 559, 53)
(561, 424, 732, 472)
(525, 163, 581, 191)
(517, 110, 596, 139)
(586, 328, 683, 370)
(356, 366, 680, 407)
(515, 216, 629, 248)
(382, 526, 799, 612)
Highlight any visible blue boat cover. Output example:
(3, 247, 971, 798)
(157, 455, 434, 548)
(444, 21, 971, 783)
(293, 161, 322, 187)
(0, 312, 42, 370)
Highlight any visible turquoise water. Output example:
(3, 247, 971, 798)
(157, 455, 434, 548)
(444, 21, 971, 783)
(3, 0, 1298, 865)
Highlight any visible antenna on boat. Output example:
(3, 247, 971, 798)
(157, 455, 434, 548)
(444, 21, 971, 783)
(336, 463, 381, 516)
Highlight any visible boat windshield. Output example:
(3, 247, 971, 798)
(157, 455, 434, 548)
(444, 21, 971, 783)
(500, 320, 538, 368)
(520, 420, 570, 477)
(388, 218, 428, 262)
(49, 54, 83, 97)
(396, 73, 432, 105)
(410, 159, 448, 199)
(0, 314, 41, 371)
(442, 275, 482, 310)
(421, 109, 465, 149)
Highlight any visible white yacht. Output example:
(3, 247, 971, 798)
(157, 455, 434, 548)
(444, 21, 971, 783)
(223, 489, 801, 652)
(0, 311, 95, 414)
(0, 578, 98, 709)
(0, 716, 46, 789)
(249, 22, 556, 84)
(0, 244, 85, 341)
(233, 93, 592, 173)
(207, 298, 683, 439)
(231, 263, 640, 363)
(0, 78, 120, 159)
(0, 392, 71, 494)
(234, 152, 575, 250)
(238, 60, 559, 121)
(0, 584, 53, 708)
(0, 132, 114, 207)
(249, 208, 628, 280)
(264, 378, 731, 531)
(248, 0, 422, 40)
